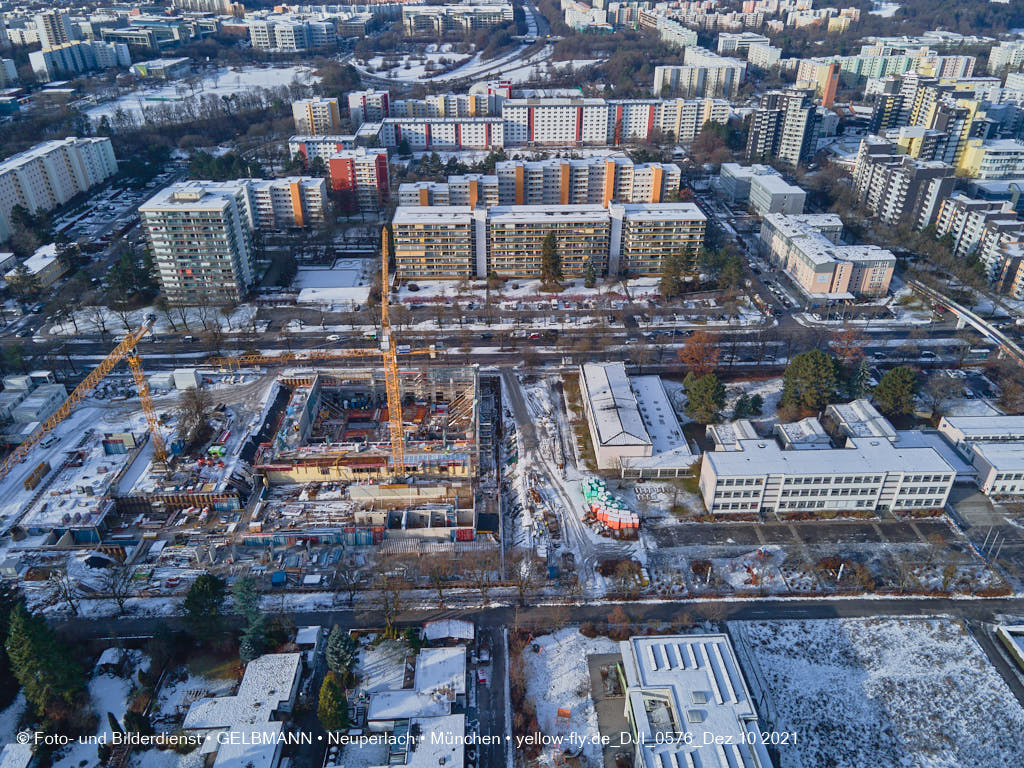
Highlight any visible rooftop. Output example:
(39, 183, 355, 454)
(413, 646, 466, 698)
(939, 415, 1024, 438)
(971, 441, 1024, 471)
(392, 205, 473, 226)
(826, 399, 898, 441)
(183, 653, 301, 731)
(581, 362, 651, 448)
(706, 436, 955, 477)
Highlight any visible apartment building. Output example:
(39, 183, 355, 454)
(327, 148, 389, 212)
(760, 213, 895, 300)
(377, 117, 504, 150)
(719, 163, 779, 203)
(958, 139, 1024, 180)
(652, 48, 746, 98)
(367, 97, 729, 149)
(30, 40, 130, 82)
(397, 175, 499, 207)
(747, 43, 782, 69)
(291, 97, 343, 135)
(287, 135, 356, 164)
(748, 173, 806, 215)
(0, 138, 117, 243)
(390, 202, 705, 279)
(851, 136, 956, 229)
(494, 157, 681, 206)
(392, 206, 477, 280)
(699, 428, 955, 515)
(0, 59, 17, 89)
(34, 11, 72, 49)
(347, 89, 389, 123)
(988, 41, 1024, 75)
(745, 89, 819, 167)
(402, 4, 512, 34)
(933, 194, 1017, 263)
(248, 17, 336, 51)
(648, 15, 698, 49)
(140, 182, 257, 305)
(248, 177, 326, 229)
(719, 32, 771, 55)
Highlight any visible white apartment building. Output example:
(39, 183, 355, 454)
(287, 135, 356, 164)
(959, 139, 1024, 180)
(248, 177, 326, 229)
(988, 41, 1024, 75)
(718, 32, 770, 56)
(494, 156, 681, 206)
(0, 138, 117, 243)
(140, 181, 266, 304)
(933, 193, 1018, 267)
(248, 17, 336, 51)
(291, 97, 342, 135)
(347, 89, 390, 123)
(402, 4, 512, 33)
(747, 42, 782, 69)
(30, 40, 130, 82)
(397, 175, 499, 207)
(653, 52, 747, 98)
(34, 11, 72, 49)
(700, 434, 955, 515)
(748, 173, 806, 215)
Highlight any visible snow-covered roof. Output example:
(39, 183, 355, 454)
(414, 646, 466, 698)
(581, 362, 652, 448)
(0, 744, 32, 768)
(96, 647, 126, 669)
(706, 436, 955, 477)
(423, 619, 474, 642)
(402, 715, 465, 768)
(209, 722, 282, 768)
(184, 653, 301, 730)
(970, 441, 1024, 471)
(619, 635, 771, 768)
(707, 419, 759, 451)
(367, 690, 450, 722)
(826, 399, 898, 441)
(938, 415, 1024, 441)
(295, 626, 321, 646)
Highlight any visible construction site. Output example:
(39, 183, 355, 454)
(0, 229, 500, 611)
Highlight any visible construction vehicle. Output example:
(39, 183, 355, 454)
(206, 227, 429, 477)
(0, 316, 167, 484)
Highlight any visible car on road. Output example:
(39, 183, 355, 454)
(326, 334, 341, 342)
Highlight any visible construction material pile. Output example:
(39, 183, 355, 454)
(581, 478, 639, 531)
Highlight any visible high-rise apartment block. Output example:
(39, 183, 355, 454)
(851, 136, 956, 228)
(0, 138, 117, 243)
(140, 182, 258, 305)
(391, 203, 706, 280)
(140, 178, 325, 303)
(292, 98, 343, 135)
(327, 148, 389, 212)
(347, 89, 390, 123)
(653, 48, 747, 98)
(34, 11, 72, 49)
(288, 135, 357, 164)
(745, 89, 819, 167)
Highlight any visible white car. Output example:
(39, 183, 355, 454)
(326, 334, 341, 342)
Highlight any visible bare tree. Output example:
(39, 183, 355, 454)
(176, 387, 212, 449)
(376, 567, 409, 639)
(83, 305, 110, 338)
(49, 570, 80, 615)
(463, 551, 494, 605)
(335, 560, 363, 606)
(506, 548, 540, 607)
(425, 559, 454, 607)
(103, 561, 134, 615)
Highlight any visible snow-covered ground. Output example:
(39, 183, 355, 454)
(522, 628, 620, 767)
(733, 617, 1024, 768)
(356, 47, 472, 81)
(869, 1, 901, 16)
(84, 65, 318, 124)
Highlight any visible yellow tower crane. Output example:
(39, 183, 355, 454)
(0, 317, 167, 484)
(206, 227, 423, 477)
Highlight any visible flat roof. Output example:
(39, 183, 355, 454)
(184, 653, 301, 730)
(392, 206, 473, 226)
(827, 399, 898, 440)
(617, 202, 707, 222)
(489, 204, 609, 224)
(414, 646, 466, 697)
(630, 375, 691, 456)
(619, 635, 769, 768)
(751, 174, 805, 194)
(939, 415, 1024, 437)
(581, 362, 651, 448)
(971, 441, 1024, 470)
(706, 436, 955, 477)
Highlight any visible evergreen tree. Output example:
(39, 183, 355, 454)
(5, 604, 85, 715)
(733, 393, 750, 419)
(850, 358, 873, 399)
(873, 365, 918, 417)
(583, 257, 597, 289)
(539, 231, 562, 286)
(232, 576, 261, 625)
(748, 393, 764, 416)
(683, 372, 726, 424)
(318, 672, 349, 732)
(781, 350, 839, 411)
(183, 574, 226, 643)
(325, 625, 358, 684)
(0, 586, 20, 709)
(660, 251, 685, 298)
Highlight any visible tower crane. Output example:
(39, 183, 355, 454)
(0, 317, 167, 484)
(205, 227, 422, 477)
